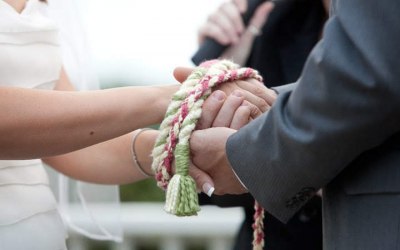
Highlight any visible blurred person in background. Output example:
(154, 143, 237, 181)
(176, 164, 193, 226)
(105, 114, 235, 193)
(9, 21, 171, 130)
(0, 0, 277, 249)
(194, 0, 329, 249)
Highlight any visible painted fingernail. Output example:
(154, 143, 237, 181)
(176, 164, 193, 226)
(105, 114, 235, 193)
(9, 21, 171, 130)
(213, 91, 225, 101)
(202, 183, 215, 197)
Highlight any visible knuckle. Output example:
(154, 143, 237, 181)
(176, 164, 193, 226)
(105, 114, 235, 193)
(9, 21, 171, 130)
(254, 86, 266, 97)
(229, 93, 244, 104)
(252, 80, 266, 89)
(250, 107, 261, 118)
(196, 120, 205, 130)
(239, 106, 252, 117)
(256, 98, 269, 111)
(191, 171, 203, 184)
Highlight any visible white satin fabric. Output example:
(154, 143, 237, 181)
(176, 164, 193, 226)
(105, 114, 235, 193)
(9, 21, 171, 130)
(0, 1, 67, 249)
(0, 0, 122, 248)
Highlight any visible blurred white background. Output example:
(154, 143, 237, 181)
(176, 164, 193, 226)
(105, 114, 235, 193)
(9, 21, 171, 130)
(77, 0, 225, 88)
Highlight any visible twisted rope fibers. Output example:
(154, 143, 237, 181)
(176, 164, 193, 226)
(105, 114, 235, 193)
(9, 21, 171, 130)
(151, 59, 265, 249)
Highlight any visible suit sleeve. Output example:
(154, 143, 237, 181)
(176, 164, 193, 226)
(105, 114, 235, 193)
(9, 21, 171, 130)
(271, 83, 297, 95)
(226, 0, 400, 223)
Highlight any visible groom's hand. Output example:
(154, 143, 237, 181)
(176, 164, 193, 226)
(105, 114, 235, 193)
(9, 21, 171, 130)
(175, 74, 255, 195)
(190, 127, 247, 195)
(188, 88, 254, 195)
(172, 66, 276, 196)
(198, 90, 259, 130)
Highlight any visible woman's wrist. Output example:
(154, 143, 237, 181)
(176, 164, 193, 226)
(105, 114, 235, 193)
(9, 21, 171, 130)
(132, 128, 159, 177)
(155, 84, 179, 122)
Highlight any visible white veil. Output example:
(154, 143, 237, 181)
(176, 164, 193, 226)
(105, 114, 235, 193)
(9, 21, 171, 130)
(44, 0, 123, 242)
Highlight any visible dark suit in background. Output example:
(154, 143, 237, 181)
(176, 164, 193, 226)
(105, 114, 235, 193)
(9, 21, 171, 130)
(195, 0, 326, 249)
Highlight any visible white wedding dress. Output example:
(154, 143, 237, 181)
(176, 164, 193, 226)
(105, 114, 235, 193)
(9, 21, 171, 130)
(0, 0, 67, 249)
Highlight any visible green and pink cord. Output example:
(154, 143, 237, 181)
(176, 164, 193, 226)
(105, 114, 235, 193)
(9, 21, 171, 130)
(151, 59, 265, 250)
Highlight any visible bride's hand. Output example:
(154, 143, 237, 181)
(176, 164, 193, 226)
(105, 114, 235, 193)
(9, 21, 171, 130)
(173, 66, 277, 119)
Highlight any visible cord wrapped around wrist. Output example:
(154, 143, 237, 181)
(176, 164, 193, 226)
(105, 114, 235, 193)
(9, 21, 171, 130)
(151, 59, 265, 249)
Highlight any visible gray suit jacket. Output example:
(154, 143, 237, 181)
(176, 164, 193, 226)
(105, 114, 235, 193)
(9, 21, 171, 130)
(226, 0, 400, 249)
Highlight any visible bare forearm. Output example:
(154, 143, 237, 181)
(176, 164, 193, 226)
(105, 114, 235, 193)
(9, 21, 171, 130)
(43, 129, 159, 184)
(0, 85, 177, 159)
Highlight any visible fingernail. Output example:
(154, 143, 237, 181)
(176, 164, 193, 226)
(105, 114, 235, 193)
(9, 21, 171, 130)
(202, 183, 215, 197)
(213, 91, 225, 101)
(233, 91, 243, 97)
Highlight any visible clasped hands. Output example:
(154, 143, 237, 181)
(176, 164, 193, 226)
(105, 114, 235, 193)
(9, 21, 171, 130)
(173, 67, 277, 196)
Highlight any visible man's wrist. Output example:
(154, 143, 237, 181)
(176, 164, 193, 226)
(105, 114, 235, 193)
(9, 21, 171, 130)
(225, 133, 248, 191)
(231, 168, 248, 190)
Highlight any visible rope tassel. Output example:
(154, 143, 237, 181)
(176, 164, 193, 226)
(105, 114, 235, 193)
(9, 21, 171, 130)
(151, 59, 266, 248)
(164, 174, 200, 216)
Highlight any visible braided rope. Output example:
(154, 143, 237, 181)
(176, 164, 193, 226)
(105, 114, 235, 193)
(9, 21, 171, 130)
(151, 59, 265, 249)
(253, 201, 265, 249)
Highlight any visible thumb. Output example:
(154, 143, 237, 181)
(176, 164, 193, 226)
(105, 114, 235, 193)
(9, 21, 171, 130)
(249, 1, 275, 30)
(173, 67, 193, 84)
(189, 164, 215, 197)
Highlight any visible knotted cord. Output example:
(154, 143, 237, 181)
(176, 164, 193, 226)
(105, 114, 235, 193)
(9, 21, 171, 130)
(151, 59, 265, 249)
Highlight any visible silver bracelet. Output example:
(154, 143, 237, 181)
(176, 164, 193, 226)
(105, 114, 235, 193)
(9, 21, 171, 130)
(131, 128, 154, 177)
